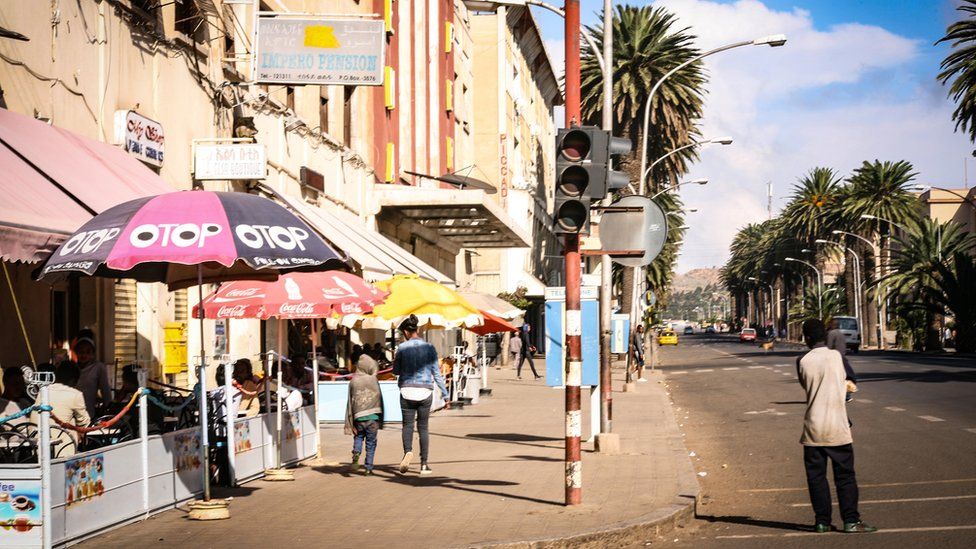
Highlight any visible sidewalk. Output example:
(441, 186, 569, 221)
(80, 361, 697, 548)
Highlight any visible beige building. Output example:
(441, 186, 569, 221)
(0, 0, 540, 379)
(918, 186, 976, 236)
(468, 5, 561, 300)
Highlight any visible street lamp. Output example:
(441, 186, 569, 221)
(816, 238, 864, 339)
(628, 137, 733, 194)
(834, 229, 885, 349)
(860, 213, 908, 233)
(785, 256, 822, 311)
(651, 178, 708, 199)
(637, 34, 787, 195)
(913, 184, 976, 210)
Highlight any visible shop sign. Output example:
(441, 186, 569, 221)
(193, 143, 267, 180)
(253, 17, 385, 85)
(113, 110, 164, 167)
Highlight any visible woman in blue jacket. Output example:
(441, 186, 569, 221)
(393, 315, 449, 475)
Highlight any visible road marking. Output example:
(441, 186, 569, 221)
(669, 371, 688, 374)
(885, 406, 906, 412)
(919, 415, 946, 422)
(739, 477, 976, 493)
(748, 366, 763, 369)
(714, 524, 976, 540)
(788, 494, 976, 507)
(780, 372, 791, 376)
(723, 367, 740, 371)
(967, 428, 976, 434)
(858, 398, 873, 403)
(697, 369, 714, 373)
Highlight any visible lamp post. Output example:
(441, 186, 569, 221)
(651, 178, 708, 199)
(816, 239, 864, 340)
(627, 138, 732, 194)
(785, 257, 822, 312)
(636, 35, 786, 196)
(833, 229, 884, 349)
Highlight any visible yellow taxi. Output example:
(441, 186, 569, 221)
(658, 330, 678, 345)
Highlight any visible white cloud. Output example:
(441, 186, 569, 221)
(638, 0, 972, 272)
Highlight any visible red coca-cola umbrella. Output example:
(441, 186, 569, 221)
(192, 271, 387, 320)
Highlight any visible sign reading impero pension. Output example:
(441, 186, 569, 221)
(253, 17, 385, 85)
(193, 143, 267, 180)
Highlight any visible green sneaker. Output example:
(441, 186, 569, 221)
(350, 452, 361, 472)
(843, 521, 877, 533)
(814, 523, 832, 533)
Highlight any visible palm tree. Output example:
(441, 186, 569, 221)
(938, 0, 976, 143)
(779, 167, 844, 245)
(580, 5, 707, 191)
(883, 219, 976, 350)
(921, 253, 976, 353)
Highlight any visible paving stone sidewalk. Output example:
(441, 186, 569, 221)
(82, 362, 698, 548)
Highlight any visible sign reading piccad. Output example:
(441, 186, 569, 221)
(253, 17, 385, 85)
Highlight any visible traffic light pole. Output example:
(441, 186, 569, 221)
(563, 0, 582, 507)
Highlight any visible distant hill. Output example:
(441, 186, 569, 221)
(671, 268, 721, 292)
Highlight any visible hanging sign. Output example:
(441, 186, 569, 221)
(253, 17, 385, 85)
(193, 143, 267, 180)
(113, 110, 164, 167)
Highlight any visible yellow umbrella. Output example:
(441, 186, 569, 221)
(347, 274, 484, 330)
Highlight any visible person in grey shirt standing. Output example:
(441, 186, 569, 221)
(797, 319, 876, 534)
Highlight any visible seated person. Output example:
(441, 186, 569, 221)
(32, 362, 90, 456)
(232, 358, 262, 417)
(2, 366, 33, 410)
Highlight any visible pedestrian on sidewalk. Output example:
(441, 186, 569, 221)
(632, 324, 646, 382)
(345, 355, 384, 475)
(393, 315, 449, 475)
(508, 332, 522, 365)
(796, 319, 876, 534)
(516, 323, 540, 380)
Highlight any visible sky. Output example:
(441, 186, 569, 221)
(531, 0, 973, 273)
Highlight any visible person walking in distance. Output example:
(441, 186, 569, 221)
(797, 319, 877, 534)
(516, 323, 540, 380)
(632, 324, 646, 382)
(508, 331, 522, 366)
(393, 315, 449, 475)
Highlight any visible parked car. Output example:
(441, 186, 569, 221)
(832, 315, 861, 353)
(658, 330, 679, 345)
(739, 328, 757, 343)
(683, 326, 694, 335)
(705, 326, 716, 334)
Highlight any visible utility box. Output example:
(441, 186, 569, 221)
(163, 322, 188, 374)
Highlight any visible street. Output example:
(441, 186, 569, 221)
(650, 333, 976, 548)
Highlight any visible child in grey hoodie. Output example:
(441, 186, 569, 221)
(345, 355, 383, 474)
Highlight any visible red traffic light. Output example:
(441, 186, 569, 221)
(558, 129, 591, 162)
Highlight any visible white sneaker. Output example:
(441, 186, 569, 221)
(637, 378, 648, 383)
(398, 451, 413, 474)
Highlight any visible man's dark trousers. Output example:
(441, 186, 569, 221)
(803, 443, 860, 526)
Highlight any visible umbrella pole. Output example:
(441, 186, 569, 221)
(198, 266, 211, 502)
(311, 318, 322, 461)
(263, 319, 293, 481)
(186, 265, 229, 521)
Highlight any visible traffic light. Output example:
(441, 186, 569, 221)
(553, 126, 633, 235)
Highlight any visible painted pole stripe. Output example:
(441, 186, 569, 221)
(567, 361, 582, 387)
(566, 410, 582, 438)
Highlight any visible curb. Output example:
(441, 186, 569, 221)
(469, 373, 700, 549)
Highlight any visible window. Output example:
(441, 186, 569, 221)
(319, 91, 329, 132)
(343, 86, 354, 148)
(175, 0, 207, 44)
(286, 86, 295, 112)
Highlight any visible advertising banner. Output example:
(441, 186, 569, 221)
(253, 17, 385, 85)
(0, 479, 41, 547)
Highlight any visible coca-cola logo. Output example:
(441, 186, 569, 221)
(279, 302, 315, 315)
(226, 288, 261, 297)
(339, 302, 366, 314)
(217, 305, 248, 317)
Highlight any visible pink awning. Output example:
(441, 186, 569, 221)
(0, 108, 175, 262)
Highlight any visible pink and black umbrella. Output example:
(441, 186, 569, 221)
(33, 190, 345, 504)
(35, 190, 344, 288)
(192, 271, 388, 321)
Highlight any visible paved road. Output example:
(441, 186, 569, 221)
(645, 333, 976, 548)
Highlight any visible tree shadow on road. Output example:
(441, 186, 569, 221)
(857, 370, 976, 384)
(696, 514, 812, 532)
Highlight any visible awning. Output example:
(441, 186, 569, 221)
(458, 290, 524, 321)
(0, 108, 175, 262)
(374, 187, 531, 249)
(257, 183, 454, 285)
